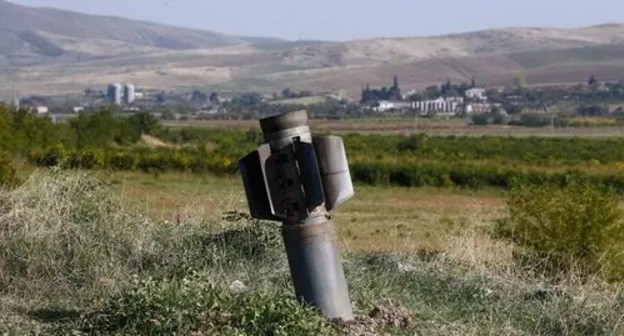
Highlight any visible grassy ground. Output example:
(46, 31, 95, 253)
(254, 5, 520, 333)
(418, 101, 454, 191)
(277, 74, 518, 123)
(104, 171, 504, 253)
(0, 171, 622, 335)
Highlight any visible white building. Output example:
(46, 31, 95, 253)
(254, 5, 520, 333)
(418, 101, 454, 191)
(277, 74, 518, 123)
(413, 97, 464, 115)
(107, 83, 122, 105)
(375, 100, 412, 112)
(465, 88, 488, 101)
(465, 103, 493, 114)
(124, 84, 136, 105)
(30, 105, 48, 114)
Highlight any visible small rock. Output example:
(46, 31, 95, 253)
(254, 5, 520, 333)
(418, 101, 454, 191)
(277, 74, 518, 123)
(229, 280, 247, 293)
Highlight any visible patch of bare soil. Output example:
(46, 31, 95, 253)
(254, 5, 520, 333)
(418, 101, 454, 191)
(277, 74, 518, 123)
(140, 134, 176, 148)
(335, 299, 413, 335)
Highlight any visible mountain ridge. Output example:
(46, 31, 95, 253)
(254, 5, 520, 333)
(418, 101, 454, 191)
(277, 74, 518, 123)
(1, 0, 624, 98)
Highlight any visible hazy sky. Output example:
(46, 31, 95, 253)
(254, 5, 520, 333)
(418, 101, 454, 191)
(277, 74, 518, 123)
(10, 0, 624, 41)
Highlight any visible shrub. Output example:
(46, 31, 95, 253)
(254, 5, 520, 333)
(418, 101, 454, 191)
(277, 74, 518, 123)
(471, 114, 492, 125)
(510, 113, 552, 127)
(495, 183, 624, 280)
(0, 152, 18, 187)
(397, 135, 421, 152)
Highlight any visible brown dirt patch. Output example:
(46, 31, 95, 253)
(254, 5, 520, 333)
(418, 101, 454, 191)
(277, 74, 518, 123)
(335, 299, 413, 335)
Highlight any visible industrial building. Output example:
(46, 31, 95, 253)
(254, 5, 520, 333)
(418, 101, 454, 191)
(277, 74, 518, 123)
(107, 83, 137, 105)
(107, 83, 122, 105)
(124, 84, 135, 105)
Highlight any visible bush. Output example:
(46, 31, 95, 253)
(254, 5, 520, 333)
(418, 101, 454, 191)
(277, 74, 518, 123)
(495, 183, 624, 280)
(397, 135, 421, 151)
(0, 152, 18, 187)
(471, 114, 492, 125)
(510, 113, 552, 127)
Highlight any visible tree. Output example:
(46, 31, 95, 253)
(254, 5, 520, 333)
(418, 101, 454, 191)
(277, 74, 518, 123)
(282, 88, 293, 98)
(514, 74, 527, 89)
(232, 92, 264, 106)
(588, 75, 598, 86)
(128, 112, 160, 136)
(70, 109, 119, 148)
(441, 80, 453, 96)
(209, 92, 221, 104)
(424, 85, 441, 99)
(577, 104, 609, 117)
(505, 105, 524, 114)
(408, 93, 423, 101)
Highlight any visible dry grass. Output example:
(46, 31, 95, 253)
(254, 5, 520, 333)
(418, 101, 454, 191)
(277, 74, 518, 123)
(0, 171, 155, 302)
(140, 134, 177, 148)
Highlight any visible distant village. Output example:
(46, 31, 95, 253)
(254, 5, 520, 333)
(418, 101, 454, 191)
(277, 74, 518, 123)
(360, 75, 492, 116)
(4, 73, 624, 125)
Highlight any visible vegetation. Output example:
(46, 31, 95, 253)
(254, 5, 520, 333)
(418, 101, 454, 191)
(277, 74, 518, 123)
(495, 183, 624, 280)
(1, 172, 622, 334)
(0, 153, 18, 186)
(0, 105, 160, 154)
(343, 134, 624, 192)
(488, 79, 624, 112)
(32, 132, 624, 193)
(0, 103, 620, 192)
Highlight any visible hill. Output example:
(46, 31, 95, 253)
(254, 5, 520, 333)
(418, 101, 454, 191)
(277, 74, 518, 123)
(1, 0, 623, 99)
(0, 0, 282, 66)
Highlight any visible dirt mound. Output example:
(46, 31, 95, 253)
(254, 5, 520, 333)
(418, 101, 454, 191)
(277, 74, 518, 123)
(335, 299, 413, 335)
(140, 135, 175, 148)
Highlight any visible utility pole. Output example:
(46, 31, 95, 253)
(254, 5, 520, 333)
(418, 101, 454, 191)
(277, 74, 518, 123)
(414, 107, 419, 134)
(13, 81, 20, 110)
(239, 110, 355, 321)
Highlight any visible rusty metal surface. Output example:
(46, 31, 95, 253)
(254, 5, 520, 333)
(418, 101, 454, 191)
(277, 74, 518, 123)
(282, 218, 336, 244)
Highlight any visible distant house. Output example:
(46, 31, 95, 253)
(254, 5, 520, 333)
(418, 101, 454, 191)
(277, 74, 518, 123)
(29, 105, 49, 114)
(465, 103, 492, 114)
(465, 88, 488, 101)
(73, 106, 85, 113)
(374, 100, 411, 112)
(413, 97, 464, 116)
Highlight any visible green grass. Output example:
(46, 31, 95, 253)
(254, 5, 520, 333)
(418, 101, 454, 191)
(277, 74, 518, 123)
(1, 171, 623, 335)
